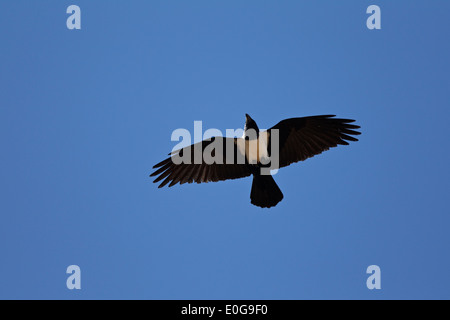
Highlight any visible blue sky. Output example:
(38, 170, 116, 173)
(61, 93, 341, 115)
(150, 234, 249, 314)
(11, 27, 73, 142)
(1, 0, 449, 299)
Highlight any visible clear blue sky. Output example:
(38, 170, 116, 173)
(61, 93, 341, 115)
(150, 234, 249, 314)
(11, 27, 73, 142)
(1, 0, 449, 299)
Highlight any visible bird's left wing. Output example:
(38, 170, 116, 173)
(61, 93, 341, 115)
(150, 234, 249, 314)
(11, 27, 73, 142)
(266, 115, 361, 169)
(150, 137, 251, 188)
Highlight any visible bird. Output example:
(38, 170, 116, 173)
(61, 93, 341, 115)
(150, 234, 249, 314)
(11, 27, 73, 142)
(150, 114, 360, 208)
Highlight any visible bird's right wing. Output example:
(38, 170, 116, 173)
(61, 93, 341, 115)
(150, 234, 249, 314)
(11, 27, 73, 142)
(150, 137, 252, 188)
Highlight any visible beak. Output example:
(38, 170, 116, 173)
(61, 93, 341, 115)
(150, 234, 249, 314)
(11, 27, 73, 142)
(245, 114, 251, 120)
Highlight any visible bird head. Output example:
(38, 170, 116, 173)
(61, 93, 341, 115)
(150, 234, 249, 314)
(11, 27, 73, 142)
(244, 114, 259, 139)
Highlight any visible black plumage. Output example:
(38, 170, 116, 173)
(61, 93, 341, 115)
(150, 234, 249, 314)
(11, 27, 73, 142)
(151, 114, 360, 208)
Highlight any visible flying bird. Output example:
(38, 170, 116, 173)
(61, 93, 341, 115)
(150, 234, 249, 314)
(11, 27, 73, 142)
(150, 114, 360, 208)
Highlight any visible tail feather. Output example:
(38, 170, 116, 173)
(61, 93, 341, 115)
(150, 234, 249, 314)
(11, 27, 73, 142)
(250, 174, 283, 208)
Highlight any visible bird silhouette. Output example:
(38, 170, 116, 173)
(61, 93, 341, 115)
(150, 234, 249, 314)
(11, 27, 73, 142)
(151, 114, 360, 208)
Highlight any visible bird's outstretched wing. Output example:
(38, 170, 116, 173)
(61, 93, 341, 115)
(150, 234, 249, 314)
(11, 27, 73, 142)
(267, 115, 361, 169)
(150, 137, 251, 188)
